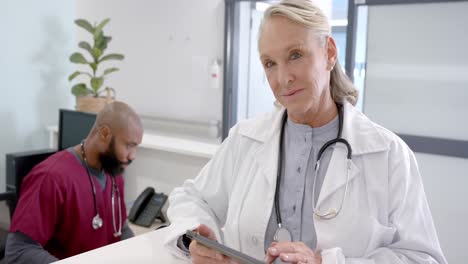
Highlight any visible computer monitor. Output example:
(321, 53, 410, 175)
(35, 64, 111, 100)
(58, 109, 97, 151)
(6, 149, 57, 214)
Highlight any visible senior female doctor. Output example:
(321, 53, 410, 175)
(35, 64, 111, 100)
(164, 1, 447, 263)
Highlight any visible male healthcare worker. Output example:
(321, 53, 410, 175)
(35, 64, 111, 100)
(6, 101, 143, 263)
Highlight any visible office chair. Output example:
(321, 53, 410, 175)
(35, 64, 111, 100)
(0, 191, 16, 261)
(5, 149, 57, 213)
(0, 149, 56, 261)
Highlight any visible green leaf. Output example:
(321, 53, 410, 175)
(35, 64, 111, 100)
(71, 83, 92, 96)
(75, 19, 94, 34)
(100, 36, 112, 52)
(95, 32, 107, 51)
(89, 63, 97, 73)
(102, 36, 112, 51)
(92, 48, 102, 60)
(69, 52, 88, 64)
(99, 53, 124, 63)
(95, 32, 103, 47)
(90, 77, 104, 93)
(93, 18, 110, 39)
(68, 71, 92, 81)
(103, 67, 119, 76)
(68, 71, 81, 81)
(105, 36, 112, 45)
(78, 41, 93, 55)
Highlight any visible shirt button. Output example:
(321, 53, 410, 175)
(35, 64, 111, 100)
(251, 236, 258, 245)
(297, 167, 301, 173)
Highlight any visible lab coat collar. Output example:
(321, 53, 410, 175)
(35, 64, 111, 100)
(247, 104, 285, 188)
(340, 101, 389, 156)
(239, 100, 389, 188)
(239, 100, 389, 156)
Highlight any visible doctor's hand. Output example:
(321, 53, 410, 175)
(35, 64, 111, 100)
(265, 242, 322, 264)
(189, 224, 240, 264)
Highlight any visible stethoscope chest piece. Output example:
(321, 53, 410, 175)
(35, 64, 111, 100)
(274, 224, 292, 242)
(113, 230, 122, 238)
(92, 214, 103, 230)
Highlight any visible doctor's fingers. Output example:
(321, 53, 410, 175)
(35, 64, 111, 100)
(191, 255, 238, 264)
(189, 240, 221, 260)
(196, 224, 217, 240)
(264, 242, 280, 263)
(278, 252, 321, 264)
(265, 242, 302, 264)
(264, 253, 278, 264)
(269, 241, 314, 256)
(189, 241, 237, 264)
(191, 250, 239, 264)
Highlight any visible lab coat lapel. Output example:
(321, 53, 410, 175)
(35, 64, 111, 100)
(315, 147, 360, 208)
(246, 106, 285, 247)
(316, 101, 388, 208)
(254, 108, 286, 188)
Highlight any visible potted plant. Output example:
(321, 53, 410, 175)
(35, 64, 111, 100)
(68, 18, 124, 113)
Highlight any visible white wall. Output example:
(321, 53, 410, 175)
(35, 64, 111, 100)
(124, 148, 210, 203)
(75, 0, 225, 123)
(74, 0, 226, 202)
(0, 0, 75, 192)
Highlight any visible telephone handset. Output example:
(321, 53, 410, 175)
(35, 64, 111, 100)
(128, 187, 168, 227)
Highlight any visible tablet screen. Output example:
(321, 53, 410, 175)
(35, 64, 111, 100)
(185, 230, 264, 264)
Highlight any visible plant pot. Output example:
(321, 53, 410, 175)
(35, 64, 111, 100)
(75, 88, 115, 113)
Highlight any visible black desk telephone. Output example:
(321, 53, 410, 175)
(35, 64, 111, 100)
(128, 187, 168, 227)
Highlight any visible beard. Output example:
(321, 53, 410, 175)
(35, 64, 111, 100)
(99, 138, 132, 176)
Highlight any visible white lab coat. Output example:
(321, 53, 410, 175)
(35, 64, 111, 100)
(164, 101, 447, 264)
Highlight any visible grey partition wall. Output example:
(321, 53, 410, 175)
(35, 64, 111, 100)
(347, 1, 468, 263)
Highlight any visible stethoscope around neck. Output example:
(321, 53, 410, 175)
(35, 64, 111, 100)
(273, 104, 353, 242)
(80, 140, 122, 237)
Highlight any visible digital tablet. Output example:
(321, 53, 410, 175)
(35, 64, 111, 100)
(185, 230, 264, 264)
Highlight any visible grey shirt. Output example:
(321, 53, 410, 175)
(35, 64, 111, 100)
(6, 148, 134, 264)
(264, 115, 339, 252)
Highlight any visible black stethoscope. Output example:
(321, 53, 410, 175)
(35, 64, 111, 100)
(273, 104, 352, 242)
(80, 141, 122, 237)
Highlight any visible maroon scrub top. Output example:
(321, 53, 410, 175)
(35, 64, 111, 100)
(10, 150, 127, 259)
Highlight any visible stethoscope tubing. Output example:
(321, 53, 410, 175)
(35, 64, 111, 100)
(81, 141, 122, 236)
(274, 105, 352, 227)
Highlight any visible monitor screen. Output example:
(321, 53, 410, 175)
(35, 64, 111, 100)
(58, 109, 97, 150)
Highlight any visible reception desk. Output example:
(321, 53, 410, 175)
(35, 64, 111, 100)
(55, 227, 188, 264)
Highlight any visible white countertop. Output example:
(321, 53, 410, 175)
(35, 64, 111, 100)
(55, 227, 188, 264)
(47, 125, 219, 159)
